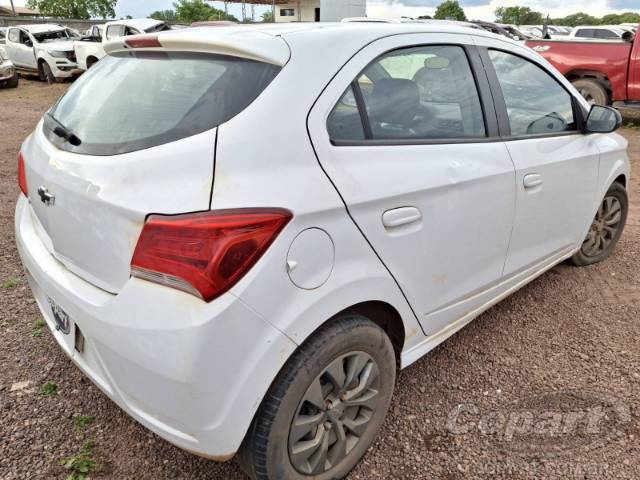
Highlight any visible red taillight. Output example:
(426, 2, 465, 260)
(18, 152, 28, 197)
(124, 35, 162, 49)
(130, 209, 292, 301)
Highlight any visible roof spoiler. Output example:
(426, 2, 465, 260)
(104, 30, 291, 66)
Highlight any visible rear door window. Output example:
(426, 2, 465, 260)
(327, 45, 486, 142)
(45, 51, 280, 155)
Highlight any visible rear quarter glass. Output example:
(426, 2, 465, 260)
(44, 51, 281, 156)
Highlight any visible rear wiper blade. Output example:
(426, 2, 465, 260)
(45, 112, 82, 146)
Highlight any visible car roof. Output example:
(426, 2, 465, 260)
(168, 21, 507, 42)
(105, 18, 165, 31)
(16, 24, 67, 33)
(106, 22, 519, 67)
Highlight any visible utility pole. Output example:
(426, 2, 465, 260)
(297, 0, 301, 22)
(241, 0, 246, 23)
(9, 0, 16, 15)
(272, 0, 275, 23)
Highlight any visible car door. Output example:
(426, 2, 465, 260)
(9, 29, 37, 69)
(475, 39, 600, 277)
(308, 33, 516, 336)
(5, 28, 22, 66)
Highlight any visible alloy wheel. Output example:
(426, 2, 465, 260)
(288, 351, 380, 475)
(582, 195, 623, 257)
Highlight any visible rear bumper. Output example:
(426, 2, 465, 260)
(15, 195, 297, 459)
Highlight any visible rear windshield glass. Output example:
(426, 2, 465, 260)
(45, 51, 281, 155)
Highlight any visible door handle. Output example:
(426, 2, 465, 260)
(523, 173, 543, 189)
(382, 207, 422, 228)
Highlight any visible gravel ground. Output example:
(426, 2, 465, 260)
(1, 79, 639, 479)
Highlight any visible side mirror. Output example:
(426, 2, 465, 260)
(622, 31, 634, 43)
(585, 105, 622, 134)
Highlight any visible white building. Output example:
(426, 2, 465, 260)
(275, 0, 366, 23)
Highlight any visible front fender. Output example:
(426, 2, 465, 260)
(578, 132, 631, 245)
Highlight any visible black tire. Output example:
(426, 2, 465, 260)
(7, 73, 19, 88)
(238, 314, 396, 480)
(570, 182, 628, 266)
(86, 57, 98, 69)
(571, 79, 609, 106)
(40, 61, 56, 84)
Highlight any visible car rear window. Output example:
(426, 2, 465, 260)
(45, 51, 281, 155)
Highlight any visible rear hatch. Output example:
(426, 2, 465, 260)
(21, 35, 285, 293)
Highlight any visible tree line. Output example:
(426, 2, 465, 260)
(414, 1, 639, 27)
(19, 0, 640, 27)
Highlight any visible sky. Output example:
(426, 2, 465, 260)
(8, 0, 640, 21)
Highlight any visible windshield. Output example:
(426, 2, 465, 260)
(45, 51, 281, 155)
(33, 29, 77, 43)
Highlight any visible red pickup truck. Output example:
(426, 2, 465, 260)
(526, 27, 639, 108)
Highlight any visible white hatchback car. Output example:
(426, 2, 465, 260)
(15, 23, 629, 479)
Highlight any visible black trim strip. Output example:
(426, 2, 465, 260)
(351, 80, 373, 139)
(465, 44, 499, 138)
(331, 130, 584, 147)
(477, 47, 511, 137)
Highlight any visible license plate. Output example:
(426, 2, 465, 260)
(47, 296, 71, 335)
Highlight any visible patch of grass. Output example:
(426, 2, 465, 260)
(60, 441, 99, 480)
(2, 277, 19, 289)
(32, 319, 46, 337)
(74, 415, 95, 431)
(40, 380, 58, 396)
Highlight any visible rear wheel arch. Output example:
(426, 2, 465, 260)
(338, 300, 405, 364)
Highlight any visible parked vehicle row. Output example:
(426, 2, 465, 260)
(74, 18, 170, 71)
(1, 24, 81, 83)
(15, 21, 629, 480)
(0, 44, 19, 88)
(0, 19, 170, 84)
(527, 22, 639, 108)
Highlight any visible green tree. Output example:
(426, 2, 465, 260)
(261, 10, 274, 23)
(600, 12, 640, 25)
(417, 15, 432, 20)
(552, 12, 600, 27)
(26, 0, 116, 19)
(170, 0, 236, 24)
(494, 6, 543, 25)
(150, 9, 177, 22)
(174, 0, 214, 23)
(434, 0, 466, 21)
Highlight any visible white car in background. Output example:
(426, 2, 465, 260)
(16, 23, 629, 479)
(0, 45, 19, 88)
(4, 24, 81, 83)
(74, 18, 170, 70)
(568, 25, 628, 40)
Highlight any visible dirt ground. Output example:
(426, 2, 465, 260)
(1, 79, 639, 479)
